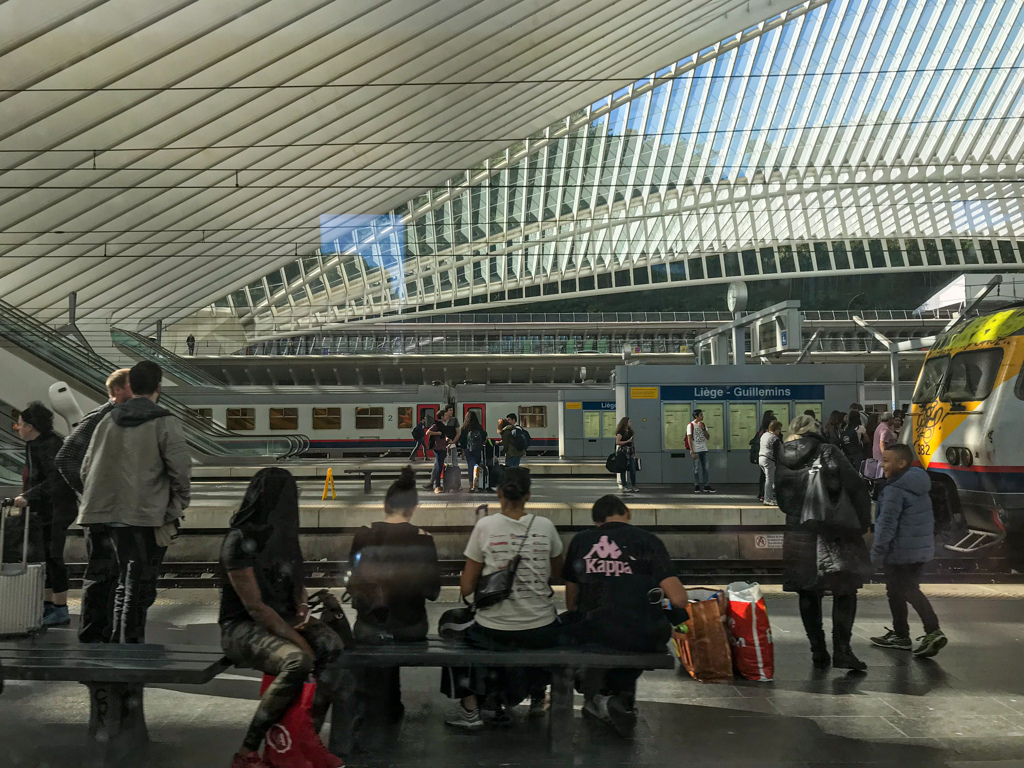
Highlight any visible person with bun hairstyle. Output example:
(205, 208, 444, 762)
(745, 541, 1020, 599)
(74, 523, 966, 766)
(347, 467, 441, 721)
(443, 467, 565, 730)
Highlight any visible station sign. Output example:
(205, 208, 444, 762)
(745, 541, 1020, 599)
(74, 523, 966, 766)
(661, 384, 825, 401)
(582, 401, 616, 410)
(630, 387, 660, 399)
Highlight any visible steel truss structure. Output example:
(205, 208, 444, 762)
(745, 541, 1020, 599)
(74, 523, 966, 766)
(213, 0, 1024, 338)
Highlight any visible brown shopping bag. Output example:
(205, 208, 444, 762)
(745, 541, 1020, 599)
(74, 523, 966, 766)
(672, 588, 733, 683)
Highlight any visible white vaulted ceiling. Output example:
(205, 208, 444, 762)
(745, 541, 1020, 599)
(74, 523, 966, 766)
(0, 0, 778, 332)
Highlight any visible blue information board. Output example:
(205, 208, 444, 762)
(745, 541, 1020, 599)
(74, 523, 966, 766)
(661, 385, 825, 401)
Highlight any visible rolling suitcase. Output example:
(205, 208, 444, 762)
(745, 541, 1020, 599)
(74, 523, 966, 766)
(442, 446, 462, 492)
(0, 499, 45, 637)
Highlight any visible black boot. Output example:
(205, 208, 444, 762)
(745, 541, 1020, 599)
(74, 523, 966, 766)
(832, 644, 867, 672)
(810, 638, 831, 668)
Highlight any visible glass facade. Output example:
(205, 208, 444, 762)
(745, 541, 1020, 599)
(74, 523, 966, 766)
(207, 0, 1024, 333)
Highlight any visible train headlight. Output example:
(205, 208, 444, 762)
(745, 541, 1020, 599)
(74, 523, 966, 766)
(945, 447, 960, 466)
(960, 448, 974, 467)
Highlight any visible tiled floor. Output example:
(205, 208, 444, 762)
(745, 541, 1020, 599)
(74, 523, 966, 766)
(2, 587, 1023, 767)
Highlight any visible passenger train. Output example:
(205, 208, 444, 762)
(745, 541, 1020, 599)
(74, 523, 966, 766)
(907, 307, 1024, 553)
(170, 384, 572, 457)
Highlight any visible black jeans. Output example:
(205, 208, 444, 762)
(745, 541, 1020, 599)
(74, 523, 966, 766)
(441, 621, 567, 704)
(79, 524, 120, 643)
(798, 590, 857, 649)
(42, 504, 77, 594)
(111, 527, 166, 644)
(884, 563, 939, 637)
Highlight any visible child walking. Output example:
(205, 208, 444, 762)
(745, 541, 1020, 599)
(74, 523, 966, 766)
(869, 444, 947, 658)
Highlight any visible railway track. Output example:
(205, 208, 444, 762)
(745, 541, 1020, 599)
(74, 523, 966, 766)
(63, 557, 1021, 590)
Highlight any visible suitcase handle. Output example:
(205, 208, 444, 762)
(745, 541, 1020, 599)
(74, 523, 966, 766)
(0, 497, 31, 576)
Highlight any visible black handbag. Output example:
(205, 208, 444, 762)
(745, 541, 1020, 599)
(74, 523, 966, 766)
(799, 446, 862, 533)
(606, 451, 628, 474)
(473, 514, 536, 610)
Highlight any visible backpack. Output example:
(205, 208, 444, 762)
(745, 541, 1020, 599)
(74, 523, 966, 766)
(511, 425, 531, 451)
(684, 421, 695, 451)
(466, 428, 485, 454)
(412, 423, 425, 442)
(749, 431, 764, 465)
(347, 526, 392, 625)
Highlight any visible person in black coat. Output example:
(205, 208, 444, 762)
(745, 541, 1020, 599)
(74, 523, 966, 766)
(775, 415, 872, 671)
(12, 402, 78, 627)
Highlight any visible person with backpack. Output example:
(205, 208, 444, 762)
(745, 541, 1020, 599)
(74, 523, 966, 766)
(347, 467, 441, 722)
(408, 415, 429, 461)
(822, 410, 846, 449)
(758, 420, 783, 506)
(501, 413, 528, 468)
(774, 414, 872, 672)
(749, 410, 775, 501)
(869, 445, 947, 658)
(840, 410, 866, 467)
(686, 410, 715, 493)
(425, 406, 454, 494)
(462, 412, 488, 492)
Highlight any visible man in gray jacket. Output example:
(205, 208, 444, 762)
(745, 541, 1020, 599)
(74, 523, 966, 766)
(869, 444, 946, 658)
(79, 361, 191, 643)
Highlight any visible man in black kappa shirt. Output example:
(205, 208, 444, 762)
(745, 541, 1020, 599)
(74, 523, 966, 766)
(562, 495, 689, 737)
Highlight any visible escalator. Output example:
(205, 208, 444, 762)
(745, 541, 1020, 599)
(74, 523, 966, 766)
(0, 300, 309, 460)
(110, 327, 223, 387)
(0, 430, 25, 485)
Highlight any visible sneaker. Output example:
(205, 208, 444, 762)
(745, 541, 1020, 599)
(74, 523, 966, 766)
(582, 694, 611, 724)
(693, 486, 703, 494)
(870, 628, 912, 650)
(231, 752, 272, 768)
(479, 705, 512, 726)
(913, 629, 948, 658)
(42, 605, 70, 627)
(704, 486, 718, 494)
(528, 695, 549, 719)
(434, 487, 444, 494)
(606, 694, 638, 738)
(446, 704, 485, 730)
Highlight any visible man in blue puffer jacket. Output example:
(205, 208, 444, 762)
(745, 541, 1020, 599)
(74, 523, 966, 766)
(869, 444, 947, 658)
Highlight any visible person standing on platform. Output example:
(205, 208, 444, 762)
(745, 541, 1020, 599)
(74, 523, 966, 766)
(758, 420, 782, 506)
(186, 333, 196, 356)
(462, 412, 487, 492)
(870, 445, 947, 658)
(501, 413, 526, 469)
(775, 414, 872, 672)
(822, 410, 846, 449)
(12, 402, 78, 627)
(55, 368, 133, 642)
(79, 361, 191, 643)
(750, 410, 775, 501)
(686, 410, 715, 493)
(425, 406, 453, 495)
(408, 413, 429, 461)
(614, 417, 638, 494)
(841, 410, 867, 468)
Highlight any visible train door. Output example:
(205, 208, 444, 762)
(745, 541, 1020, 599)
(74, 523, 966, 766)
(416, 404, 438, 459)
(463, 403, 485, 435)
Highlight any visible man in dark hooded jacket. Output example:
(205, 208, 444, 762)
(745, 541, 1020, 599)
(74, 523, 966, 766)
(869, 444, 946, 658)
(79, 361, 191, 643)
(775, 414, 871, 671)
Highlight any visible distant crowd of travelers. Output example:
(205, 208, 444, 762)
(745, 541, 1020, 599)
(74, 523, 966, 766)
(4, 376, 947, 767)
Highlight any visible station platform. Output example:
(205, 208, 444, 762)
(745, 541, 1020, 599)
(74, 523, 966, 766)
(191, 457, 609, 479)
(3, 586, 1023, 767)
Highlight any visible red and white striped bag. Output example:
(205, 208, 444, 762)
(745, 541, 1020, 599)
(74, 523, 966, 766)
(726, 581, 774, 682)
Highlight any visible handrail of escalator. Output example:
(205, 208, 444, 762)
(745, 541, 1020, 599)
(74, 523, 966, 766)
(110, 327, 222, 387)
(0, 300, 310, 459)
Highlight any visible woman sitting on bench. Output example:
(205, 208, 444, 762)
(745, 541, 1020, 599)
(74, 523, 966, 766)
(219, 468, 344, 768)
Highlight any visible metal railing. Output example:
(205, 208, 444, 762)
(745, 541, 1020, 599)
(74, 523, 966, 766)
(0, 301, 308, 459)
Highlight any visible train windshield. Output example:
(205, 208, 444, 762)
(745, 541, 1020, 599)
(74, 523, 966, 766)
(913, 356, 948, 404)
(941, 348, 1004, 403)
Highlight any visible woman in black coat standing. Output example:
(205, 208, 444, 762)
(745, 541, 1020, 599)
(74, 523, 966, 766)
(775, 414, 872, 671)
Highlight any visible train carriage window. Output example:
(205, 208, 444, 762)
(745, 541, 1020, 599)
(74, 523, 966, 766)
(356, 407, 385, 430)
(190, 408, 213, 425)
(269, 408, 298, 430)
(397, 407, 413, 430)
(913, 356, 949, 404)
(226, 408, 255, 431)
(942, 349, 1003, 403)
(312, 408, 341, 430)
(518, 406, 547, 429)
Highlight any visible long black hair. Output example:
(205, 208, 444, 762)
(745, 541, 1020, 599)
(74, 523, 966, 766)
(231, 468, 304, 581)
(758, 410, 775, 433)
(465, 410, 482, 433)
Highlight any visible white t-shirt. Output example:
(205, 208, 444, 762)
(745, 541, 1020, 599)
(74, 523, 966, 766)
(465, 512, 563, 631)
(687, 420, 709, 452)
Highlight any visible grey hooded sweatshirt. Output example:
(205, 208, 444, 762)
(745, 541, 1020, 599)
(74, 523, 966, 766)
(78, 397, 191, 528)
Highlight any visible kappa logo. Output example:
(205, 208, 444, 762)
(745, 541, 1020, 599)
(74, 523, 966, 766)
(583, 535, 633, 575)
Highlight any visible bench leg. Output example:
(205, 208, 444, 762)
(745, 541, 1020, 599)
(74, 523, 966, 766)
(363, 472, 372, 493)
(85, 682, 148, 765)
(548, 667, 575, 754)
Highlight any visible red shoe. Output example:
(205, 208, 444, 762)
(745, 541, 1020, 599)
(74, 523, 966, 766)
(231, 752, 272, 768)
